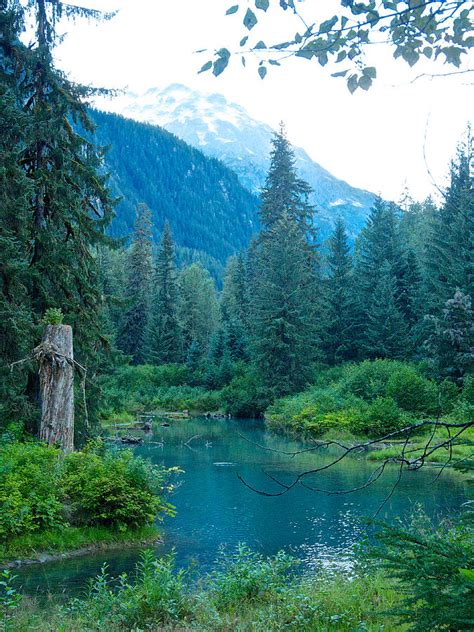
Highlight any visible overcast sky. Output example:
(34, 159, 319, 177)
(52, 0, 473, 201)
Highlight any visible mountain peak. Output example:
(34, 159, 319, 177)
(103, 85, 375, 240)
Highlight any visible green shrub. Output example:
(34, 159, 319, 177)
(221, 367, 271, 417)
(386, 366, 439, 415)
(351, 396, 409, 437)
(0, 443, 65, 540)
(41, 307, 64, 325)
(209, 544, 296, 609)
(340, 359, 409, 401)
(61, 449, 175, 530)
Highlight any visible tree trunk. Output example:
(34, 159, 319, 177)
(39, 324, 74, 452)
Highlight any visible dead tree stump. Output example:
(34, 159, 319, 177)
(38, 324, 74, 452)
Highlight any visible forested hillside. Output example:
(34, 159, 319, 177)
(90, 110, 260, 271)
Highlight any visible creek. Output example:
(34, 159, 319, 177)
(15, 417, 469, 596)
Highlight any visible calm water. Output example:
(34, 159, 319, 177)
(15, 417, 469, 596)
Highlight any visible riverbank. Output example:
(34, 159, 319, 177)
(0, 525, 161, 568)
(4, 549, 407, 631)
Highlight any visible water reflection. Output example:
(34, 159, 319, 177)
(15, 417, 469, 595)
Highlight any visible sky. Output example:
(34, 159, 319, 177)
(51, 0, 473, 202)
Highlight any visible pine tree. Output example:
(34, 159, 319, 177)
(117, 204, 153, 364)
(145, 222, 182, 364)
(396, 247, 423, 330)
(426, 289, 474, 384)
(220, 254, 250, 360)
(253, 213, 317, 395)
(178, 264, 220, 357)
(260, 123, 315, 242)
(0, 0, 115, 436)
(425, 137, 473, 311)
(323, 217, 357, 363)
(363, 262, 410, 359)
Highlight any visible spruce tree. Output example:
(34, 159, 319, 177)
(117, 204, 153, 364)
(145, 222, 182, 364)
(178, 264, 220, 357)
(363, 262, 410, 359)
(0, 0, 115, 436)
(260, 123, 315, 241)
(426, 289, 474, 384)
(425, 138, 473, 310)
(323, 217, 357, 363)
(253, 213, 317, 395)
(220, 254, 250, 360)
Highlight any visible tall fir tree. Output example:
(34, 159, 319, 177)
(220, 254, 250, 360)
(323, 218, 358, 364)
(178, 263, 220, 358)
(0, 0, 115, 437)
(260, 123, 315, 242)
(425, 137, 473, 311)
(145, 222, 182, 364)
(363, 262, 410, 359)
(426, 289, 474, 384)
(117, 204, 153, 364)
(253, 212, 317, 395)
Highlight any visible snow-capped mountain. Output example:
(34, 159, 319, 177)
(104, 84, 375, 240)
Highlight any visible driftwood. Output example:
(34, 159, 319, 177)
(38, 325, 74, 452)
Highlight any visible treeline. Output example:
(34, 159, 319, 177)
(107, 126, 473, 413)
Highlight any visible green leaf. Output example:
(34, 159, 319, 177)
(347, 74, 358, 93)
(268, 59, 281, 66)
(213, 49, 231, 76)
(358, 74, 372, 90)
(331, 69, 348, 77)
(243, 8, 257, 30)
(258, 66, 267, 79)
(254, 40, 267, 50)
(226, 5, 239, 15)
(198, 61, 212, 74)
(240, 36, 249, 46)
(255, 0, 269, 11)
(363, 66, 376, 79)
(319, 16, 338, 33)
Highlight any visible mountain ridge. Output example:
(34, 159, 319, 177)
(102, 83, 376, 240)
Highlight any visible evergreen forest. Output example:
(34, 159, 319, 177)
(0, 1, 473, 630)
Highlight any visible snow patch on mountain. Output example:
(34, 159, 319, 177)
(102, 84, 375, 240)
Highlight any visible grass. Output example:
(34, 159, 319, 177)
(6, 562, 405, 631)
(0, 525, 160, 564)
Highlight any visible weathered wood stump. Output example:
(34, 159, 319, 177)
(38, 324, 74, 452)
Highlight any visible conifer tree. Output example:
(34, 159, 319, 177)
(323, 218, 357, 364)
(178, 264, 219, 357)
(425, 138, 473, 310)
(363, 262, 410, 359)
(426, 289, 474, 384)
(220, 254, 250, 360)
(396, 247, 423, 330)
(260, 124, 315, 241)
(253, 213, 317, 395)
(145, 222, 182, 364)
(0, 0, 115, 435)
(117, 204, 153, 364)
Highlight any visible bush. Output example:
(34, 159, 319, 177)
(339, 359, 408, 401)
(61, 449, 175, 530)
(386, 366, 439, 415)
(0, 441, 175, 542)
(221, 366, 271, 417)
(209, 544, 296, 609)
(0, 443, 65, 540)
(351, 396, 410, 437)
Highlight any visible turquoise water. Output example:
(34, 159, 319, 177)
(15, 417, 469, 596)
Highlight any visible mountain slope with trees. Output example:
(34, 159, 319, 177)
(90, 109, 260, 273)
